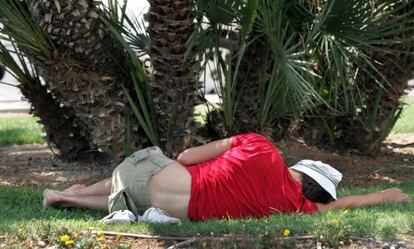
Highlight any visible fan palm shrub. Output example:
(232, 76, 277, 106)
(193, 0, 414, 154)
(2, 0, 412, 159)
(299, 0, 414, 153)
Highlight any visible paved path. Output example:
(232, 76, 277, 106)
(0, 69, 30, 113)
(0, 101, 30, 114)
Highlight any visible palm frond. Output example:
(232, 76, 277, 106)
(0, 0, 55, 61)
(240, 0, 259, 38)
(308, 0, 414, 115)
(100, 0, 149, 56)
(0, 39, 36, 87)
(197, 0, 241, 26)
(100, 1, 159, 146)
(124, 14, 150, 56)
(256, 0, 322, 125)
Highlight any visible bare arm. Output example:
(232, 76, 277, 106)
(177, 137, 232, 165)
(316, 188, 412, 211)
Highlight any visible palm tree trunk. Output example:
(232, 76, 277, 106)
(146, 0, 197, 156)
(20, 79, 91, 161)
(342, 50, 414, 154)
(29, 0, 145, 160)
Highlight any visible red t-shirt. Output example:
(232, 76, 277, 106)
(186, 133, 317, 221)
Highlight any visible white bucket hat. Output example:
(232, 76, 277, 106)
(290, 160, 342, 199)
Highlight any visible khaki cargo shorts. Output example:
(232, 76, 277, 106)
(108, 146, 175, 215)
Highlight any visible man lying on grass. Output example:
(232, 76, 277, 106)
(43, 133, 412, 224)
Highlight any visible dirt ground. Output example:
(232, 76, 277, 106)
(0, 132, 413, 249)
(83, 234, 414, 249)
(0, 133, 413, 188)
(280, 133, 414, 188)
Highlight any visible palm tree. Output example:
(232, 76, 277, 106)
(27, 0, 144, 160)
(20, 78, 93, 160)
(0, 1, 94, 161)
(0, 0, 152, 161)
(146, 0, 198, 156)
(194, 0, 321, 138)
(3, 0, 412, 160)
(299, 0, 414, 154)
(193, 0, 414, 154)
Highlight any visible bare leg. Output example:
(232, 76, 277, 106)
(43, 190, 108, 211)
(64, 177, 112, 196)
(64, 184, 86, 193)
(43, 178, 112, 211)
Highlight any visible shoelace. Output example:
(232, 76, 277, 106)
(155, 208, 170, 216)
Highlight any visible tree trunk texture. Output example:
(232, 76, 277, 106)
(29, 0, 145, 161)
(146, 0, 197, 156)
(341, 50, 414, 154)
(20, 79, 91, 161)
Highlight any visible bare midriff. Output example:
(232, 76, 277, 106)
(147, 162, 192, 220)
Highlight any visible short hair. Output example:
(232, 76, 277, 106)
(301, 173, 335, 204)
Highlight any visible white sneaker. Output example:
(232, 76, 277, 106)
(100, 210, 137, 224)
(139, 207, 182, 225)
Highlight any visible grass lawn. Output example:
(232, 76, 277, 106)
(0, 115, 45, 146)
(1, 181, 413, 247)
(393, 96, 414, 133)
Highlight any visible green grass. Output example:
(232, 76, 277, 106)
(393, 96, 414, 133)
(0, 115, 45, 146)
(1, 182, 413, 247)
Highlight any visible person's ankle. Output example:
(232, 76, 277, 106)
(43, 190, 63, 207)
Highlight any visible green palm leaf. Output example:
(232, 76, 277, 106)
(100, 0, 159, 146)
(197, 0, 240, 25)
(240, 0, 259, 38)
(309, 0, 414, 115)
(256, 0, 322, 125)
(0, 0, 55, 61)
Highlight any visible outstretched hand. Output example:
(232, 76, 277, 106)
(316, 187, 412, 211)
(381, 187, 412, 203)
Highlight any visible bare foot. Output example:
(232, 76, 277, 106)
(43, 189, 64, 207)
(63, 184, 86, 193)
